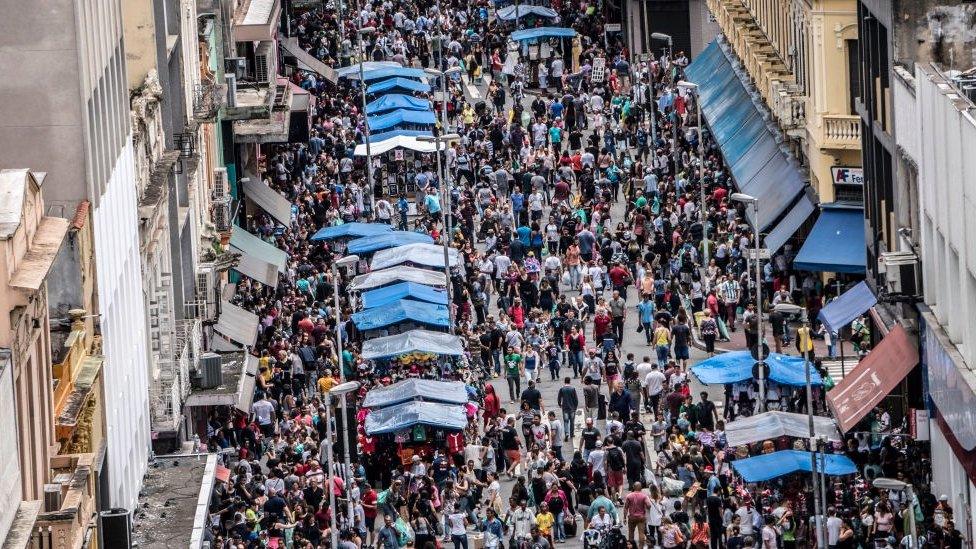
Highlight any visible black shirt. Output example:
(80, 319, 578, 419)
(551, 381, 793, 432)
(501, 426, 520, 450)
(521, 387, 543, 410)
(581, 427, 600, 450)
(621, 439, 643, 465)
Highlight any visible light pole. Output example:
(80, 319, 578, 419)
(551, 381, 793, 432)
(731, 192, 765, 410)
(792, 317, 826, 549)
(325, 380, 361, 545)
(677, 80, 708, 265)
(331, 254, 359, 545)
(424, 66, 462, 272)
(418, 133, 461, 333)
(651, 32, 672, 62)
(874, 478, 919, 548)
(357, 27, 376, 214)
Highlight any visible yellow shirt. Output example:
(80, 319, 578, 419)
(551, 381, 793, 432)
(318, 376, 338, 394)
(535, 512, 554, 534)
(654, 327, 670, 346)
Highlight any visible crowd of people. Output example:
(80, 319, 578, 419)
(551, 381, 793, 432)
(194, 0, 959, 547)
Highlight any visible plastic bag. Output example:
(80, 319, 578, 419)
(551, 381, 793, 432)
(395, 517, 415, 545)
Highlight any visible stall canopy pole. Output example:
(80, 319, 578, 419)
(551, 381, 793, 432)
(802, 324, 827, 549)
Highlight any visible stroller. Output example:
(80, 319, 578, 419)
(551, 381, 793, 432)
(582, 524, 626, 549)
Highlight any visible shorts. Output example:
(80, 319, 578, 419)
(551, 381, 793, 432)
(674, 345, 690, 360)
(505, 449, 522, 462)
(608, 470, 624, 488)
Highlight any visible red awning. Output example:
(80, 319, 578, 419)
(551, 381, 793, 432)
(827, 324, 919, 432)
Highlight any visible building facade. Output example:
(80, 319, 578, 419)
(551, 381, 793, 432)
(0, 0, 152, 511)
(706, 0, 862, 204)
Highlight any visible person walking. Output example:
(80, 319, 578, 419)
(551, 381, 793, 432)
(557, 377, 579, 441)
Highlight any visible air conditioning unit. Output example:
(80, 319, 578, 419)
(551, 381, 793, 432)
(213, 201, 232, 232)
(254, 42, 275, 83)
(213, 167, 229, 201)
(197, 353, 222, 389)
(879, 251, 919, 297)
(43, 484, 62, 512)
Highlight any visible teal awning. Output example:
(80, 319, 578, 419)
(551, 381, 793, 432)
(793, 206, 866, 273)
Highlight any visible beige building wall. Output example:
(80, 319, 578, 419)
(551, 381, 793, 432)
(706, 0, 862, 204)
(122, 0, 159, 89)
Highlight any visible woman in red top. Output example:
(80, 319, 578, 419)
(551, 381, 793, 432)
(482, 385, 500, 428)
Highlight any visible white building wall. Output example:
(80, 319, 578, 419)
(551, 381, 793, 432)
(916, 63, 976, 368)
(95, 139, 152, 511)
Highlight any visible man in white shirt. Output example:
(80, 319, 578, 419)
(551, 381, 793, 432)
(643, 364, 667, 414)
(251, 393, 276, 437)
(587, 440, 607, 477)
(375, 198, 392, 223)
(825, 507, 842, 547)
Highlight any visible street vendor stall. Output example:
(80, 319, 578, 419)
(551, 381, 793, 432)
(347, 231, 434, 255)
(362, 378, 469, 408)
(360, 282, 449, 309)
(349, 266, 448, 291)
(370, 242, 462, 271)
(351, 298, 450, 336)
(731, 450, 857, 483)
(364, 400, 468, 435)
(724, 411, 841, 447)
(690, 351, 823, 386)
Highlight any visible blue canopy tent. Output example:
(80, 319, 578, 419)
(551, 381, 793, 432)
(351, 299, 450, 331)
(336, 61, 401, 78)
(365, 94, 432, 115)
(356, 66, 428, 82)
(365, 400, 468, 435)
(361, 282, 448, 309)
(368, 109, 437, 132)
(793, 205, 867, 273)
(496, 5, 558, 20)
(349, 266, 448, 291)
(367, 78, 432, 95)
(509, 27, 577, 42)
(731, 450, 857, 483)
(310, 222, 393, 241)
(362, 378, 469, 408)
(690, 351, 823, 387)
(347, 231, 434, 255)
(818, 281, 878, 334)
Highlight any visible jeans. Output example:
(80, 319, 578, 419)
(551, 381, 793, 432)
(568, 351, 583, 377)
(562, 409, 575, 440)
(452, 534, 469, 549)
(553, 512, 566, 541)
(549, 362, 560, 381)
(655, 345, 669, 366)
(642, 322, 654, 345)
(507, 376, 521, 401)
(567, 265, 582, 289)
(492, 351, 503, 376)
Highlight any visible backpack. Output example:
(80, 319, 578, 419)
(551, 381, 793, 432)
(606, 447, 625, 470)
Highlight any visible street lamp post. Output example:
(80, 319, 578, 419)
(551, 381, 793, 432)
(418, 133, 461, 333)
(357, 27, 376, 213)
(650, 32, 673, 65)
(874, 478, 919, 548)
(331, 254, 360, 545)
(794, 318, 826, 549)
(325, 380, 361, 546)
(731, 192, 765, 411)
(677, 80, 707, 265)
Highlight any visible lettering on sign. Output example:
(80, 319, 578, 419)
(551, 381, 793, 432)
(831, 166, 864, 186)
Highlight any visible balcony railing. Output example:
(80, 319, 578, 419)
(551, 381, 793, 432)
(822, 114, 862, 149)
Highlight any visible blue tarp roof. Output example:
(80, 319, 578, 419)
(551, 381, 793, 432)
(496, 5, 558, 20)
(793, 206, 867, 274)
(510, 27, 577, 41)
(368, 109, 437, 131)
(685, 40, 807, 231)
(731, 450, 857, 483)
(818, 281, 877, 334)
(691, 351, 823, 387)
(351, 299, 450, 330)
(361, 329, 465, 360)
(365, 94, 432, 115)
(310, 222, 393, 241)
(361, 282, 449, 309)
(347, 231, 434, 254)
(360, 66, 428, 82)
(363, 378, 469, 408)
(336, 61, 401, 78)
(365, 400, 468, 434)
(367, 78, 432, 95)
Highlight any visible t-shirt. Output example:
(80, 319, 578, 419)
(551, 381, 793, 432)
(536, 512, 555, 534)
(762, 525, 777, 549)
(671, 324, 690, 347)
(505, 354, 522, 377)
(644, 370, 666, 396)
(252, 399, 274, 425)
(624, 492, 650, 519)
(449, 513, 467, 535)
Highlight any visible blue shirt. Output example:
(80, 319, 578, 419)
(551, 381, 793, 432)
(517, 225, 531, 246)
(424, 194, 441, 213)
(637, 301, 656, 324)
(511, 192, 525, 212)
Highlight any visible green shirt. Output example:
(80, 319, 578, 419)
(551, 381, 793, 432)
(505, 353, 522, 377)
